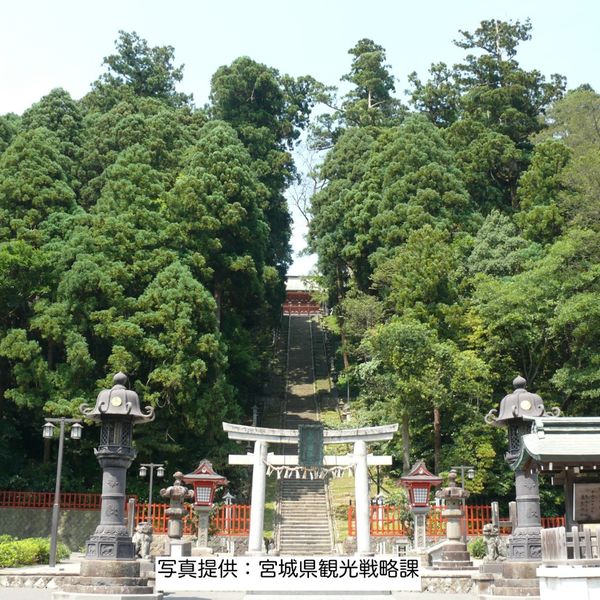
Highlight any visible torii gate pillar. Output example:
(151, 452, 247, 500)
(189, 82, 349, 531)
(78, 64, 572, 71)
(247, 440, 268, 555)
(354, 440, 371, 556)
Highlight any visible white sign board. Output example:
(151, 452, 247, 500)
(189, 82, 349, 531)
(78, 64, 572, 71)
(574, 483, 600, 522)
(155, 556, 421, 592)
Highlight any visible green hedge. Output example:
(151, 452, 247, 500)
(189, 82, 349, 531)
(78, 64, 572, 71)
(0, 537, 70, 567)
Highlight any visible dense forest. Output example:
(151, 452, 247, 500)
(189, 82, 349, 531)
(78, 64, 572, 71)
(1, 20, 599, 508)
(0, 31, 321, 492)
(308, 19, 600, 505)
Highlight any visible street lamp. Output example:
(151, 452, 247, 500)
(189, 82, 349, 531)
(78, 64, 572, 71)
(450, 465, 475, 542)
(139, 462, 165, 527)
(450, 465, 476, 489)
(42, 416, 83, 567)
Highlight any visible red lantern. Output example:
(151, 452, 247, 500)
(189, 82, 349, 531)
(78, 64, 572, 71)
(183, 459, 228, 507)
(399, 461, 442, 508)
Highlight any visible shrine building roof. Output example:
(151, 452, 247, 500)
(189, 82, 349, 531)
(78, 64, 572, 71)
(513, 416, 600, 471)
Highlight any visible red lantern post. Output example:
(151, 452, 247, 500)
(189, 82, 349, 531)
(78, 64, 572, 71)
(183, 459, 228, 555)
(400, 461, 442, 550)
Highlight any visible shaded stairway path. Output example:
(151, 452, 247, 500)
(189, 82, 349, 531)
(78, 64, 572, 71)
(277, 315, 334, 555)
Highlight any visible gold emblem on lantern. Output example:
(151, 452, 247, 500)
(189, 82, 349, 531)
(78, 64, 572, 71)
(520, 399, 532, 411)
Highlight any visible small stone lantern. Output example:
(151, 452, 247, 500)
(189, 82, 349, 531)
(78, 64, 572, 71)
(400, 461, 442, 551)
(160, 471, 194, 557)
(433, 470, 473, 569)
(183, 459, 228, 555)
(485, 376, 559, 561)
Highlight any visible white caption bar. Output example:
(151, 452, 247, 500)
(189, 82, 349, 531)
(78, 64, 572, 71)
(155, 556, 421, 592)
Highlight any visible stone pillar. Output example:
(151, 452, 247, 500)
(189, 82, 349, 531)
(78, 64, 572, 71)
(413, 508, 428, 551)
(508, 469, 542, 560)
(193, 506, 212, 556)
(354, 440, 372, 556)
(247, 440, 268, 555)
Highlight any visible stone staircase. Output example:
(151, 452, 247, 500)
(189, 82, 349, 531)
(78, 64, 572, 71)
(278, 479, 333, 555)
(276, 315, 334, 555)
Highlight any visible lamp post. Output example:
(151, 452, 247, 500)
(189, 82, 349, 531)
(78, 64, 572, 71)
(450, 465, 475, 541)
(183, 459, 228, 556)
(223, 491, 235, 535)
(400, 461, 442, 551)
(42, 417, 83, 567)
(450, 465, 475, 489)
(139, 462, 165, 527)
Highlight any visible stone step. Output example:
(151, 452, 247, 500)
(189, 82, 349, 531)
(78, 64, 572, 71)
(494, 578, 540, 588)
(279, 547, 332, 552)
(481, 596, 539, 600)
(279, 516, 329, 520)
(281, 499, 327, 502)
(279, 540, 332, 545)
(490, 587, 540, 597)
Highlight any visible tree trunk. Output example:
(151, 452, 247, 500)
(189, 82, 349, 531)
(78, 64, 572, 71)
(214, 287, 222, 330)
(335, 266, 350, 370)
(402, 412, 411, 472)
(48, 340, 54, 370)
(433, 405, 441, 474)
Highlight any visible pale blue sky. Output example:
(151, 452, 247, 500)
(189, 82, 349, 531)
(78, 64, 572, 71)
(1, 0, 598, 273)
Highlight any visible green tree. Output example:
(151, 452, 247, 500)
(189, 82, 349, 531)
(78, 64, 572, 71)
(453, 19, 565, 145)
(87, 30, 192, 110)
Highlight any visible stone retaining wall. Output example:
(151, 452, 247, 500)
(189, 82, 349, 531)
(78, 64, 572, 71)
(0, 507, 99, 551)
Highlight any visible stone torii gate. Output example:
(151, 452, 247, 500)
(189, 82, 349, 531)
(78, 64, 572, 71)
(223, 422, 398, 556)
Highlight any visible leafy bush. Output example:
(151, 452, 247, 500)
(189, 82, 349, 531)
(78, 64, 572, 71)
(468, 536, 487, 559)
(0, 535, 16, 544)
(0, 537, 69, 567)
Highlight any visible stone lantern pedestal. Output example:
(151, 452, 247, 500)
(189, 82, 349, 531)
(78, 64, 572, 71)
(53, 373, 161, 600)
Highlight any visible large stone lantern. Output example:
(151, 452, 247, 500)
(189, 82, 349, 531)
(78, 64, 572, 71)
(80, 372, 155, 560)
(485, 376, 558, 561)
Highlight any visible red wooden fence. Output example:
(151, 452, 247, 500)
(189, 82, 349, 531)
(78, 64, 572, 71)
(133, 503, 250, 536)
(0, 491, 136, 510)
(212, 503, 251, 535)
(0, 492, 563, 538)
(347, 504, 565, 537)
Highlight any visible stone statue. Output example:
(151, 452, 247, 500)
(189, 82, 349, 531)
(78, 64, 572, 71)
(483, 523, 507, 562)
(132, 521, 153, 559)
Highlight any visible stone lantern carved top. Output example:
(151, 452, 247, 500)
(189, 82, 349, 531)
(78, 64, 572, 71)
(435, 470, 470, 501)
(80, 372, 155, 424)
(484, 376, 557, 426)
(160, 471, 194, 505)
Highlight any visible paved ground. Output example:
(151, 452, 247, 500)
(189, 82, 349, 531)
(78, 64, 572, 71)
(0, 591, 475, 600)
